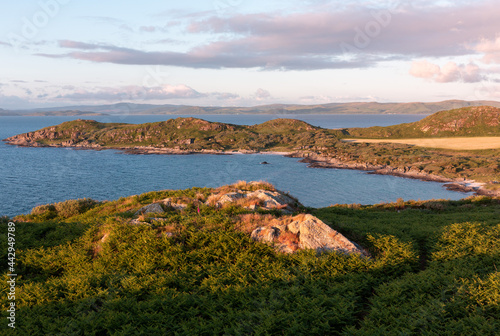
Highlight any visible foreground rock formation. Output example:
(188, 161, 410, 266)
(127, 181, 367, 256)
(206, 187, 299, 213)
(250, 214, 369, 256)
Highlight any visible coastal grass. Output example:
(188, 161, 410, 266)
(1, 185, 500, 335)
(343, 137, 500, 150)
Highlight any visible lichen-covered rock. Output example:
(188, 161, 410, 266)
(208, 188, 299, 212)
(250, 226, 280, 243)
(160, 198, 189, 210)
(134, 203, 164, 216)
(247, 190, 298, 212)
(250, 214, 368, 256)
(216, 191, 246, 206)
(288, 214, 366, 254)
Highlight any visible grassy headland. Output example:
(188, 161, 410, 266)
(1, 183, 499, 334)
(3, 106, 500, 193)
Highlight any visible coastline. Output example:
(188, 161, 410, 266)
(285, 151, 500, 198)
(4, 139, 499, 198)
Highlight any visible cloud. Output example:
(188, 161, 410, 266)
(254, 88, 272, 100)
(0, 41, 12, 47)
(140, 26, 157, 32)
(37, 39, 371, 70)
(80, 16, 133, 32)
(474, 36, 500, 64)
(409, 60, 484, 83)
(210, 92, 240, 100)
(139, 26, 168, 33)
(55, 84, 203, 101)
(0, 94, 35, 109)
(59, 40, 105, 50)
(36, 1, 498, 70)
(299, 94, 381, 104)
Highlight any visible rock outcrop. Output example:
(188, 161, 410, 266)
(160, 198, 190, 211)
(134, 203, 164, 216)
(208, 188, 299, 213)
(251, 214, 369, 256)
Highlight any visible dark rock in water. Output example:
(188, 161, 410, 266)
(260, 161, 269, 165)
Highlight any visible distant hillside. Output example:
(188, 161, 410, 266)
(0, 108, 18, 116)
(25, 110, 109, 117)
(346, 106, 500, 138)
(0, 109, 108, 117)
(5, 100, 500, 115)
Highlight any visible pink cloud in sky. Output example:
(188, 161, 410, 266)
(475, 37, 500, 64)
(38, 1, 499, 70)
(55, 84, 203, 101)
(410, 60, 483, 83)
(254, 88, 272, 100)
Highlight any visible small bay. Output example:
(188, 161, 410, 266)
(0, 114, 470, 216)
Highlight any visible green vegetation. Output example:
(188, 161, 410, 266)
(5, 117, 341, 151)
(346, 106, 500, 138)
(1, 183, 500, 335)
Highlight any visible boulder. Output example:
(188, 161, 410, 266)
(161, 198, 189, 210)
(134, 203, 164, 216)
(130, 219, 149, 225)
(206, 184, 300, 213)
(250, 214, 368, 256)
(247, 190, 297, 212)
(217, 191, 246, 205)
(250, 226, 280, 243)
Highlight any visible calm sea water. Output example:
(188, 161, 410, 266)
(0, 114, 470, 216)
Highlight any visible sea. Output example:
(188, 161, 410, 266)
(0, 114, 472, 217)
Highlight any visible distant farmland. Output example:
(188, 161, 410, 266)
(343, 137, 500, 150)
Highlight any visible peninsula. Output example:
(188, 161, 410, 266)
(4, 106, 500, 195)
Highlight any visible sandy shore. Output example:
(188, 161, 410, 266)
(343, 137, 500, 150)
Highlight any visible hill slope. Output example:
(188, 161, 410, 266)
(346, 106, 500, 138)
(2, 183, 500, 334)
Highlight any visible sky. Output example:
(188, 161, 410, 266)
(1, 0, 500, 109)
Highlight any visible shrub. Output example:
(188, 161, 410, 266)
(54, 198, 99, 219)
(30, 204, 57, 220)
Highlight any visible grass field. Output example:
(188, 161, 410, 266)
(343, 137, 500, 150)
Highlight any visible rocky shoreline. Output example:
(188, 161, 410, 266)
(285, 152, 500, 198)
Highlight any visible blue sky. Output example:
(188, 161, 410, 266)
(1, 0, 499, 109)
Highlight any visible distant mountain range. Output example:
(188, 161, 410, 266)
(2, 100, 500, 116)
(0, 109, 108, 117)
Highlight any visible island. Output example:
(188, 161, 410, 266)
(4, 105, 500, 196)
